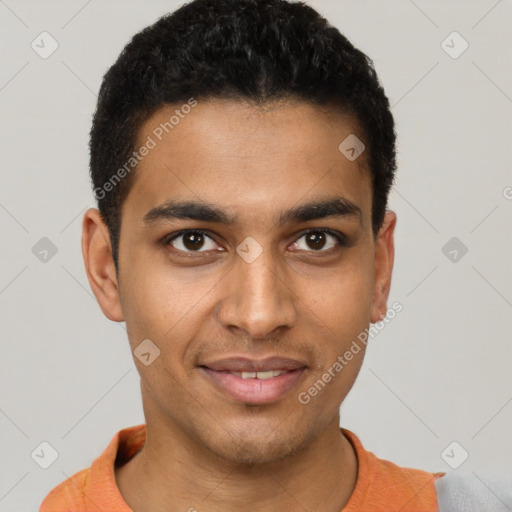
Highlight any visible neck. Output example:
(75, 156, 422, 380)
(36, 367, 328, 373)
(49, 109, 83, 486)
(116, 415, 358, 512)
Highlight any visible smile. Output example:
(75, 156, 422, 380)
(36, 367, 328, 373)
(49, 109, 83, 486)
(199, 367, 307, 405)
(228, 370, 289, 379)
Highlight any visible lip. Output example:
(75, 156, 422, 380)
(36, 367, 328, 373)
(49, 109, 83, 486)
(198, 356, 308, 405)
(200, 356, 307, 372)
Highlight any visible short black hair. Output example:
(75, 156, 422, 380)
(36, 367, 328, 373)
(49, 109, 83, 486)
(89, 0, 396, 271)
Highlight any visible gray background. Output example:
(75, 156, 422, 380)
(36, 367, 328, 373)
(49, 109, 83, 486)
(1, 0, 511, 510)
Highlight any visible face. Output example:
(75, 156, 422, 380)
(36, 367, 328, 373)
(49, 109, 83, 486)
(83, 99, 395, 465)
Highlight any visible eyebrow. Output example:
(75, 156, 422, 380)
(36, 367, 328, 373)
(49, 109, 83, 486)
(143, 197, 362, 227)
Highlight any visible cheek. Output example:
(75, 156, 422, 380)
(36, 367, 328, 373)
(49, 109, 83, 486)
(118, 250, 223, 373)
(303, 256, 375, 336)
(299, 349, 365, 418)
(297, 269, 372, 413)
(120, 245, 201, 326)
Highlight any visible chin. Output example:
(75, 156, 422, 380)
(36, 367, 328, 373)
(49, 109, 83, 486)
(209, 426, 309, 467)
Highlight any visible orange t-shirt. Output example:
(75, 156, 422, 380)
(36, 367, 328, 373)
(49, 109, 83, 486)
(39, 424, 446, 511)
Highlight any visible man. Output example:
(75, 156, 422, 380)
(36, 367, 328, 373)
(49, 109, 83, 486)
(40, 0, 450, 510)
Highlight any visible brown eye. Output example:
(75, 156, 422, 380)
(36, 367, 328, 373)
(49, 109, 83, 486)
(290, 229, 344, 253)
(166, 231, 218, 252)
(182, 232, 205, 250)
(305, 231, 327, 250)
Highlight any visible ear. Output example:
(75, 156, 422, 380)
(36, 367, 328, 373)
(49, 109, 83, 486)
(370, 210, 397, 323)
(81, 208, 124, 322)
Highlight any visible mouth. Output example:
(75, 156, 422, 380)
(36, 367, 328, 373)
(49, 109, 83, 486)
(198, 357, 308, 405)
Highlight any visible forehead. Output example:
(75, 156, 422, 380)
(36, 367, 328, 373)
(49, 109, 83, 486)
(121, 99, 372, 229)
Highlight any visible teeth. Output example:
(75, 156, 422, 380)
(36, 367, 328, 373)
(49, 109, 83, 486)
(253, 370, 274, 380)
(230, 370, 289, 379)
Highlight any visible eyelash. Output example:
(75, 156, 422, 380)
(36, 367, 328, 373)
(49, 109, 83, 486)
(161, 228, 347, 256)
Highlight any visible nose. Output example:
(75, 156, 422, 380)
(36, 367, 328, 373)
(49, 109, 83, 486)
(216, 245, 297, 340)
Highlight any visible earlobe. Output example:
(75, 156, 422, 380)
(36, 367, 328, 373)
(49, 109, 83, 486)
(81, 208, 124, 322)
(370, 210, 397, 324)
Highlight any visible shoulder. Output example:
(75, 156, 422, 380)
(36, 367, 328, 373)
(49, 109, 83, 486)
(38, 424, 145, 512)
(342, 428, 444, 511)
(367, 450, 445, 506)
(39, 467, 91, 511)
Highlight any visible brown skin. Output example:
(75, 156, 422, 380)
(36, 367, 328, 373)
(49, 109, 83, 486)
(82, 99, 396, 512)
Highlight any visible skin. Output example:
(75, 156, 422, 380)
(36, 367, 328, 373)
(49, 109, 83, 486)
(82, 98, 396, 512)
